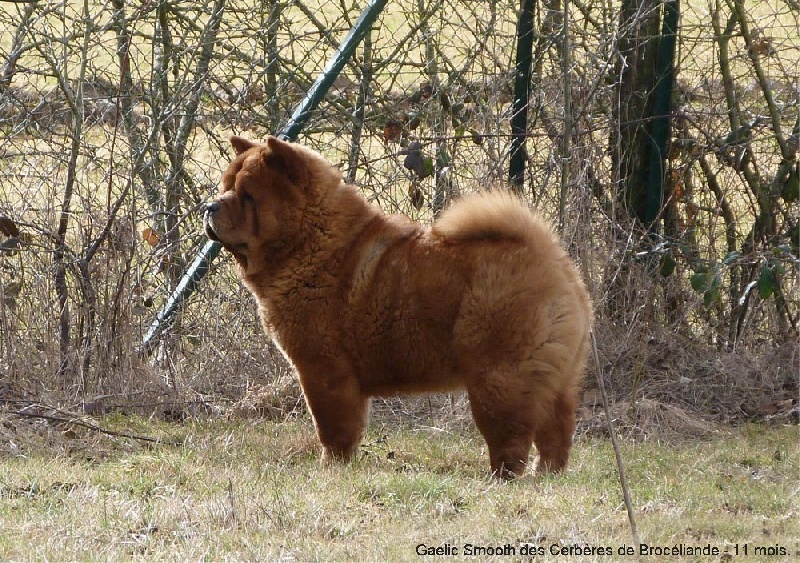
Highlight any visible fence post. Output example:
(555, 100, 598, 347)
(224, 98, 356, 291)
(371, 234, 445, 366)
(508, 0, 536, 195)
(645, 0, 680, 233)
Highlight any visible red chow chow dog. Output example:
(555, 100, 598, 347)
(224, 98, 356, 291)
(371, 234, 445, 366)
(204, 136, 593, 477)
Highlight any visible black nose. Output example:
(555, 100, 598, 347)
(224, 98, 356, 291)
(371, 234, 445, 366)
(205, 201, 220, 215)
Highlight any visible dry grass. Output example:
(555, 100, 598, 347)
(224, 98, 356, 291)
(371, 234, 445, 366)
(0, 410, 797, 561)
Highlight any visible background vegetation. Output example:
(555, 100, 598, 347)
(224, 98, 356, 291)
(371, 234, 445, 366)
(0, 1, 796, 429)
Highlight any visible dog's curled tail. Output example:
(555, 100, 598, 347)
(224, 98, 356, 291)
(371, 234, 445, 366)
(432, 190, 554, 245)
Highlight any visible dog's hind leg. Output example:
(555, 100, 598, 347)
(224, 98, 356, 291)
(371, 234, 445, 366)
(532, 388, 578, 474)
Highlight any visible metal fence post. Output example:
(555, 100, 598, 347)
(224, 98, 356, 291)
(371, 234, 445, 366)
(645, 0, 680, 233)
(508, 0, 536, 195)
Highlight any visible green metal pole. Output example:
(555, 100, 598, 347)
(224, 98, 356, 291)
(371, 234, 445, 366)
(141, 0, 389, 356)
(508, 0, 536, 195)
(644, 0, 679, 232)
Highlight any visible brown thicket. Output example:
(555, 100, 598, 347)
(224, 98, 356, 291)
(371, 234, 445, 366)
(0, 0, 796, 422)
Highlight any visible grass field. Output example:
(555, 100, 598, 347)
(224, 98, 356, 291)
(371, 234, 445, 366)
(0, 416, 796, 561)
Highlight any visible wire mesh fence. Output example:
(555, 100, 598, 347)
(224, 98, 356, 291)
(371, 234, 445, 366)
(0, 0, 797, 414)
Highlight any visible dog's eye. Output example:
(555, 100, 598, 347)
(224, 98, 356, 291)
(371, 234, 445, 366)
(242, 192, 254, 203)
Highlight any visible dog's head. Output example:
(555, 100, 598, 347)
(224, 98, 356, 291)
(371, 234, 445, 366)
(204, 136, 341, 271)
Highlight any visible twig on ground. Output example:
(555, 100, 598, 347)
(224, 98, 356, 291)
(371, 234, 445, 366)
(10, 405, 182, 446)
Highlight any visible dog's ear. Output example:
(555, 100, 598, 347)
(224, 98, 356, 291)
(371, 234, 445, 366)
(265, 136, 308, 186)
(231, 136, 257, 155)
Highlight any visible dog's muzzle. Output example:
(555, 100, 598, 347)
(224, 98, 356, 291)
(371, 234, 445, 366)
(204, 202, 221, 241)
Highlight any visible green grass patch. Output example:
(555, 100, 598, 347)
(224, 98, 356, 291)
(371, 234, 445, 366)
(0, 418, 796, 560)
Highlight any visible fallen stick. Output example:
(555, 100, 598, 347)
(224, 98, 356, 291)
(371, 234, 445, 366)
(10, 405, 182, 446)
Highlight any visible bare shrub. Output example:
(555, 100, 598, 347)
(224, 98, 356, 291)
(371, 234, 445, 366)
(0, 0, 796, 423)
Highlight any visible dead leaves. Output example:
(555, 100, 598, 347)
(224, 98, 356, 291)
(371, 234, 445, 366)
(141, 227, 160, 248)
(400, 142, 434, 180)
(0, 216, 20, 237)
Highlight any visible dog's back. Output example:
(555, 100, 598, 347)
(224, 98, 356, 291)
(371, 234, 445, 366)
(336, 189, 592, 476)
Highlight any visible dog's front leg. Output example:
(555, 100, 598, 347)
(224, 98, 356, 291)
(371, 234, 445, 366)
(295, 361, 369, 463)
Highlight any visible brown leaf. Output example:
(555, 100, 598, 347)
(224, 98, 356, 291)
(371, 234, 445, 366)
(0, 216, 20, 237)
(383, 120, 403, 143)
(142, 227, 160, 248)
(749, 37, 775, 58)
(409, 186, 424, 210)
(401, 143, 433, 179)
(2, 282, 21, 298)
(405, 113, 421, 131)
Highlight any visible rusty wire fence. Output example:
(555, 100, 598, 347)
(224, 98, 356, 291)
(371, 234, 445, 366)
(0, 0, 797, 417)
